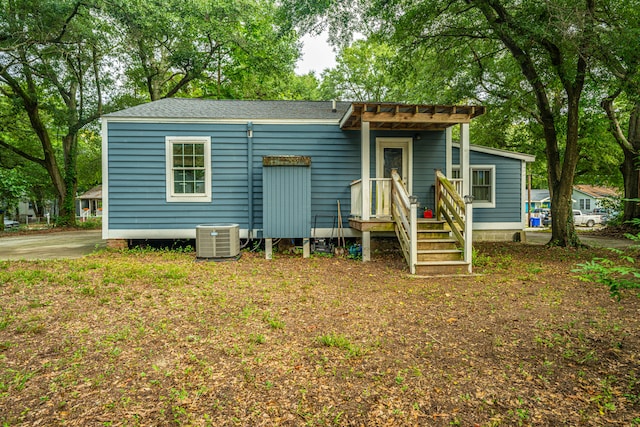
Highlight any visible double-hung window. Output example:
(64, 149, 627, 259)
(166, 136, 211, 202)
(452, 165, 496, 208)
(579, 199, 591, 210)
(471, 167, 495, 207)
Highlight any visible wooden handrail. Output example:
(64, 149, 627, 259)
(391, 170, 417, 273)
(435, 170, 465, 248)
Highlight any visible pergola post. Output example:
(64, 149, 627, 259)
(460, 123, 473, 272)
(445, 127, 453, 178)
(361, 121, 371, 262)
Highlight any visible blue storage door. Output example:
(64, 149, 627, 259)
(262, 156, 311, 238)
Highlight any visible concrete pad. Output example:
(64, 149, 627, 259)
(0, 230, 106, 261)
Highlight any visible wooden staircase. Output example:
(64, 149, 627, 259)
(414, 219, 469, 275)
(389, 169, 472, 275)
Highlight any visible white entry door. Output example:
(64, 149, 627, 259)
(376, 137, 413, 194)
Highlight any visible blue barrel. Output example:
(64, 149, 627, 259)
(530, 217, 541, 227)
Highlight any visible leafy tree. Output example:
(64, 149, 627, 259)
(0, 0, 108, 226)
(0, 0, 302, 228)
(0, 167, 29, 229)
(319, 40, 398, 101)
(111, 0, 300, 101)
(286, 0, 633, 246)
(76, 128, 102, 192)
(592, 0, 640, 222)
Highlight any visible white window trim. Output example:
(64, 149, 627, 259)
(375, 137, 413, 194)
(165, 136, 212, 203)
(452, 165, 496, 208)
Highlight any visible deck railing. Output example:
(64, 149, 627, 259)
(435, 170, 465, 248)
(451, 178, 462, 195)
(391, 170, 417, 274)
(349, 178, 393, 218)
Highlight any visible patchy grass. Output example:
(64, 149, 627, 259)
(0, 242, 639, 426)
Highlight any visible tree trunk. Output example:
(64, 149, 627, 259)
(603, 100, 640, 222)
(58, 133, 79, 226)
(621, 104, 640, 222)
(548, 93, 582, 246)
(21, 98, 70, 223)
(472, 0, 586, 247)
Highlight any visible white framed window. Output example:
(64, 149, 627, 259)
(579, 199, 590, 210)
(165, 136, 211, 202)
(452, 165, 496, 208)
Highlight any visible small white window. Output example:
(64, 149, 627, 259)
(451, 165, 496, 208)
(166, 136, 211, 202)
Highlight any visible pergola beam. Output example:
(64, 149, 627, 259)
(362, 111, 473, 124)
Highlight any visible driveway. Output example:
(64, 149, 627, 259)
(526, 229, 634, 249)
(0, 230, 106, 260)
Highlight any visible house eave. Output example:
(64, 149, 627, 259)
(453, 143, 536, 162)
(101, 117, 342, 126)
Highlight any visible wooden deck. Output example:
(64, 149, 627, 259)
(348, 218, 395, 232)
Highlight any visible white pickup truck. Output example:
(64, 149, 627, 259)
(573, 210, 601, 227)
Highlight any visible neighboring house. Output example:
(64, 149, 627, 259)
(525, 189, 551, 212)
(526, 186, 620, 215)
(572, 185, 620, 213)
(102, 99, 534, 274)
(76, 185, 103, 219)
(17, 200, 58, 223)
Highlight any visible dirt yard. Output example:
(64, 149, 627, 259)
(0, 241, 639, 426)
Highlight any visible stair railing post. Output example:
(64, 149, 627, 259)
(434, 170, 441, 220)
(463, 194, 474, 273)
(409, 195, 418, 275)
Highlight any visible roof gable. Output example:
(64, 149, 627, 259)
(573, 185, 620, 199)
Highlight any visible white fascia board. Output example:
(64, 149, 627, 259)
(339, 104, 355, 128)
(106, 228, 245, 240)
(312, 228, 361, 238)
(105, 227, 361, 240)
(101, 117, 341, 126)
(453, 142, 536, 162)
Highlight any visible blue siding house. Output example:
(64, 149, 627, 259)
(102, 99, 533, 273)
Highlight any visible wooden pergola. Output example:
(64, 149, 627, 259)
(340, 102, 486, 264)
(340, 103, 486, 131)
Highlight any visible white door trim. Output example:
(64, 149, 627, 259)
(376, 137, 413, 194)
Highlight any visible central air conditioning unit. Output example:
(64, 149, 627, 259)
(196, 224, 240, 259)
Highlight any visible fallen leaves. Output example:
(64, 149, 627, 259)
(0, 244, 639, 426)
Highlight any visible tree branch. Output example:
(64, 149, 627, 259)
(601, 91, 634, 153)
(0, 139, 46, 167)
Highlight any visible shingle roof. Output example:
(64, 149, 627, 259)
(573, 185, 620, 199)
(529, 189, 550, 202)
(103, 98, 352, 121)
(77, 185, 102, 200)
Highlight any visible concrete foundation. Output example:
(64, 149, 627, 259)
(473, 230, 525, 243)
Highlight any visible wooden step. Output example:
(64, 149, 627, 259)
(416, 219, 447, 230)
(414, 261, 470, 275)
(417, 249, 464, 262)
(417, 239, 459, 250)
(417, 229, 451, 239)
